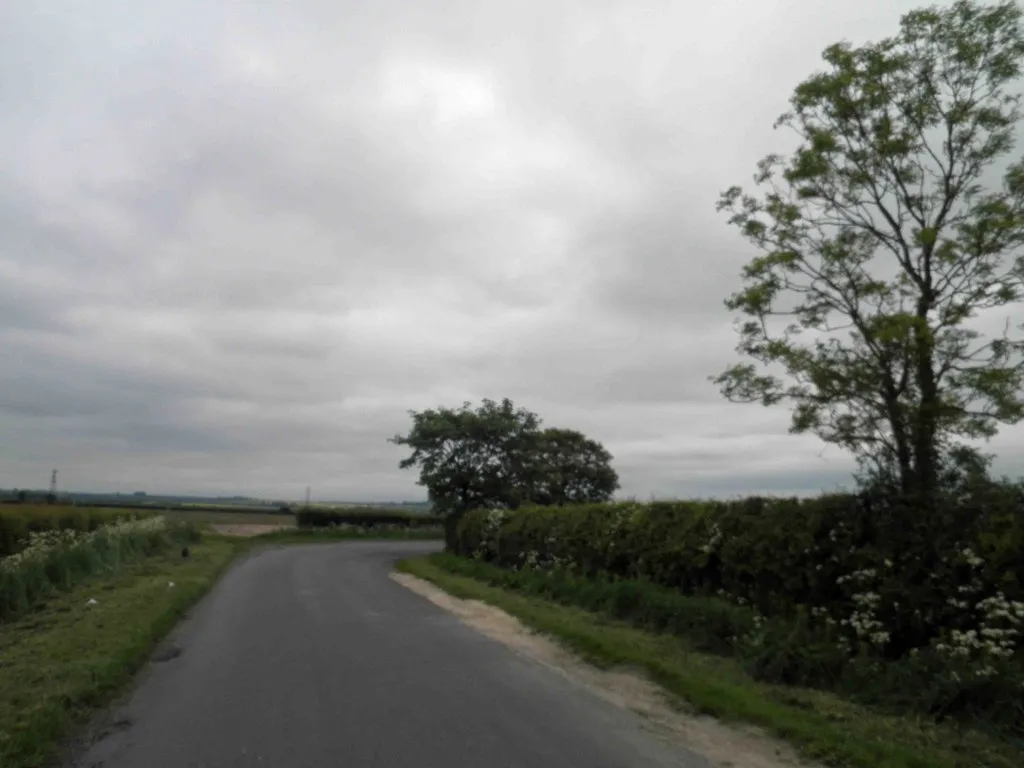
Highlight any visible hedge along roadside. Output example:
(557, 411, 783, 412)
(295, 508, 442, 529)
(0, 516, 201, 622)
(454, 492, 1024, 733)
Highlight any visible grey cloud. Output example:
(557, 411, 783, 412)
(3, 0, 1023, 500)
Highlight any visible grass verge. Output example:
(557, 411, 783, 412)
(0, 536, 240, 768)
(0, 530, 439, 768)
(397, 553, 1021, 768)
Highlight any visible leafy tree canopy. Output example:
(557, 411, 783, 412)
(389, 398, 619, 547)
(715, 0, 1024, 503)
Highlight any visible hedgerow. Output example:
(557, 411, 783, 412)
(295, 508, 440, 529)
(454, 488, 1024, 731)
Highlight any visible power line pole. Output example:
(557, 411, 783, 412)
(305, 486, 311, 508)
(49, 469, 58, 503)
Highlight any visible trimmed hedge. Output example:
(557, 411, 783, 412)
(295, 507, 440, 530)
(453, 488, 1024, 732)
(455, 490, 1024, 657)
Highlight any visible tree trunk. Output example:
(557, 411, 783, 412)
(911, 299, 939, 510)
(444, 511, 462, 553)
(881, 379, 913, 496)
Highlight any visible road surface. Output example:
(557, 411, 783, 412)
(68, 541, 709, 767)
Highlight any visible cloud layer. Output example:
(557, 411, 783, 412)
(4, 0, 1023, 501)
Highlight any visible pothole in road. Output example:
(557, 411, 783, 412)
(390, 572, 817, 768)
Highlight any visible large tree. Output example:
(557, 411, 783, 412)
(715, 0, 1024, 505)
(524, 428, 620, 506)
(389, 399, 619, 548)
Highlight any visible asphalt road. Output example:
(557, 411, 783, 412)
(68, 541, 709, 768)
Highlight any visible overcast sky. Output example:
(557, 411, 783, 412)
(3, 0, 1023, 502)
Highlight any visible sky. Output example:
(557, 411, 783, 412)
(3, 0, 1023, 502)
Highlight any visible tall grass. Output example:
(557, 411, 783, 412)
(0, 505, 156, 557)
(0, 515, 199, 621)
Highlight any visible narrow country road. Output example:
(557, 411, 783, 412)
(68, 541, 709, 768)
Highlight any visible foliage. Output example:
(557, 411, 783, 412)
(523, 428, 620, 506)
(389, 398, 618, 548)
(0, 505, 155, 557)
(715, 0, 1024, 502)
(0, 515, 200, 621)
(294, 508, 439, 529)
(454, 489, 1024, 730)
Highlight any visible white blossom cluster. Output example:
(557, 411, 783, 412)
(924, 547, 1024, 677)
(699, 523, 723, 555)
(839, 591, 890, 646)
(831, 564, 892, 647)
(836, 568, 876, 586)
(515, 548, 574, 573)
(959, 547, 985, 568)
(0, 516, 167, 574)
(471, 508, 510, 560)
(935, 592, 1024, 664)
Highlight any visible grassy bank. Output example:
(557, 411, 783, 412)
(0, 537, 240, 768)
(398, 553, 1021, 768)
(0, 505, 157, 557)
(1, 518, 201, 622)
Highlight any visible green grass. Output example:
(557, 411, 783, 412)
(0, 537, 240, 768)
(0, 519, 199, 622)
(398, 553, 1022, 768)
(0, 505, 157, 557)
